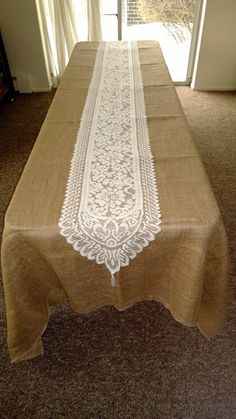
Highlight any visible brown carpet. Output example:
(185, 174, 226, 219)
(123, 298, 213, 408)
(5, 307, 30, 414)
(0, 88, 235, 419)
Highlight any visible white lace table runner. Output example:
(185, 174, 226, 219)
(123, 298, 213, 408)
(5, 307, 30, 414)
(59, 41, 161, 286)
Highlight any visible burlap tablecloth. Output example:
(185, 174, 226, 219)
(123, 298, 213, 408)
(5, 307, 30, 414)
(1, 41, 229, 362)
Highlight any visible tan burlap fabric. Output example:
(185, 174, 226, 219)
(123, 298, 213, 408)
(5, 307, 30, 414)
(1, 42, 229, 362)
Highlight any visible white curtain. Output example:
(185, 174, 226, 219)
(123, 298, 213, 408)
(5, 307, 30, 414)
(88, 0, 102, 41)
(37, 0, 102, 84)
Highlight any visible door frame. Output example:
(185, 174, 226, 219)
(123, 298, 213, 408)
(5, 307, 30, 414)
(175, 0, 204, 85)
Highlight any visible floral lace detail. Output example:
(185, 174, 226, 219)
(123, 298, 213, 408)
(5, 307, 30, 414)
(59, 42, 161, 282)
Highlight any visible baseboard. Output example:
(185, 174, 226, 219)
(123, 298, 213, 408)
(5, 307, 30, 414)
(32, 86, 53, 92)
(191, 83, 236, 91)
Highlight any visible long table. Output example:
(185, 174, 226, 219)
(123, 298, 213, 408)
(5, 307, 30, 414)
(1, 41, 229, 362)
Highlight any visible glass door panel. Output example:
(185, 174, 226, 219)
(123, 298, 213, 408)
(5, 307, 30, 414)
(101, 0, 118, 41)
(122, 0, 200, 83)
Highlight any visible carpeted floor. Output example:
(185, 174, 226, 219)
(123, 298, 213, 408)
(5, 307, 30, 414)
(0, 88, 235, 419)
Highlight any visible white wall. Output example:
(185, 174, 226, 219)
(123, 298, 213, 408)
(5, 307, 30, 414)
(0, 0, 51, 92)
(191, 0, 236, 90)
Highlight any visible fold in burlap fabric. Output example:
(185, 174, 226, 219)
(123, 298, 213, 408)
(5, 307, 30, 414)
(1, 41, 229, 362)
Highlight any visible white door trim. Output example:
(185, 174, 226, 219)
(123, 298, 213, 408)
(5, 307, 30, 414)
(185, 0, 204, 85)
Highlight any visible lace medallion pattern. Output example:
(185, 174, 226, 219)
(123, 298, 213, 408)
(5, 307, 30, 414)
(59, 42, 161, 283)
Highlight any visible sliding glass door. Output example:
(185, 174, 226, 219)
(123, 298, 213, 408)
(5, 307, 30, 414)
(87, 0, 202, 84)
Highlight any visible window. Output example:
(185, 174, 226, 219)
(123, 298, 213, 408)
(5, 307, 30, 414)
(101, 0, 119, 41)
